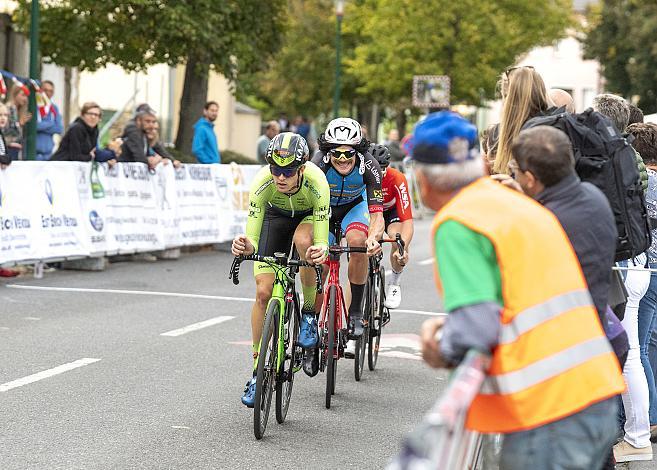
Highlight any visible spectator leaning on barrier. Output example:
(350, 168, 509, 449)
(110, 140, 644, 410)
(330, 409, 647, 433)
(51, 102, 118, 164)
(0, 103, 12, 169)
(120, 109, 161, 170)
(4, 84, 32, 160)
(146, 119, 181, 169)
(192, 101, 220, 164)
(256, 120, 280, 164)
(415, 111, 625, 470)
(35, 80, 63, 161)
(627, 122, 657, 444)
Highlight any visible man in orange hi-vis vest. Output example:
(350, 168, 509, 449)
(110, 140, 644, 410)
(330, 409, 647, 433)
(412, 111, 625, 470)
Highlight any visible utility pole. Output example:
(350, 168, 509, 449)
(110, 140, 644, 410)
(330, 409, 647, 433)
(332, 1, 344, 118)
(25, 0, 39, 160)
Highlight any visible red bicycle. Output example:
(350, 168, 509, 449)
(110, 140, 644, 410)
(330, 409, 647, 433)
(318, 241, 366, 409)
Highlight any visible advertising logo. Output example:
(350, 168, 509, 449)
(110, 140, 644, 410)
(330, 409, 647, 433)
(45, 179, 54, 205)
(89, 210, 104, 232)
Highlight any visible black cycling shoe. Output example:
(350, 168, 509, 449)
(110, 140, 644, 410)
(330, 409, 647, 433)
(302, 348, 319, 377)
(349, 315, 364, 339)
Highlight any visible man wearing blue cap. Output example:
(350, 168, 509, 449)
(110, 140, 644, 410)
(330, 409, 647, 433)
(416, 112, 623, 469)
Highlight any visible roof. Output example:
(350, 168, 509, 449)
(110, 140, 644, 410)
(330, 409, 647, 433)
(235, 101, 260, 116)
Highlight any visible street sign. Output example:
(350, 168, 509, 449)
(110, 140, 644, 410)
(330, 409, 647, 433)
(412, 75, 450, 108)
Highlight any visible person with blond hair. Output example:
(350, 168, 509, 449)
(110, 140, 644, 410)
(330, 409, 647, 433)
(493, 66, 550, 175)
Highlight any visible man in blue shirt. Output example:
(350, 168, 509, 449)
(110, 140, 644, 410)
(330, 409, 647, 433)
(192, 101, 221, 164)
(36, 80, 63, 161)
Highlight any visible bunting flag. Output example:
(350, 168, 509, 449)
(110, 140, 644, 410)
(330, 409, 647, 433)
(0, 75, 6, 100)
(11, 76, 30, 97)
(29, 79, 55, 119)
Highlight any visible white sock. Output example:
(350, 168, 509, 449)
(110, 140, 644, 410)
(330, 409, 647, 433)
(389, 269, 403, 286)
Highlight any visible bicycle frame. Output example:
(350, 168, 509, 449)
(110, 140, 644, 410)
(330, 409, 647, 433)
(319, 248, 350, 359)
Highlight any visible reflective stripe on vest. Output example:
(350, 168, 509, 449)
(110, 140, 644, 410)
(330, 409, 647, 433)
(480, 336, 612, 395)
(499, 289, 593, 345)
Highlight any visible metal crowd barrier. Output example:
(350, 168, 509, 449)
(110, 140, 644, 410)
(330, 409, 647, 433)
(387, 350, 494, 470)
(390, 159, 429, 219)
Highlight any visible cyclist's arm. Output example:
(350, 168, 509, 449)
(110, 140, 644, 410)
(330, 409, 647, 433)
(393, 170, 414, 246)
(312, 176, 330, 249)
(362, 153, 384, 213)
(245, 168, 274, 251)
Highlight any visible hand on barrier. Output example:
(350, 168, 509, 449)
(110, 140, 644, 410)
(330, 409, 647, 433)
(420, 317, 448, 369)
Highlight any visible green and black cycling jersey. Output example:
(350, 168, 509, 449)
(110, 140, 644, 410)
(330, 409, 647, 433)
(246, 162, 330, 251)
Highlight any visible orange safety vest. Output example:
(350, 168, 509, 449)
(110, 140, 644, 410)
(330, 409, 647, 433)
(431, 178, 625, 434)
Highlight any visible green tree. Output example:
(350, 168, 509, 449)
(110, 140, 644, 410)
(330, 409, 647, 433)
(347, 0, 574, 107)
(584, 1, 657, 113)
(15, 0, 284, 153)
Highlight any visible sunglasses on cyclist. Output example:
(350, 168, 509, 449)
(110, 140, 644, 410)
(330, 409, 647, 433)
(329, 148, 357, 161)
(270, 165, 298, 178)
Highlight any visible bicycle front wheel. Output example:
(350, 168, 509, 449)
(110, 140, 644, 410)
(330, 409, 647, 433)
(326, 285, 337, 409)
(276, 297, 299, 424)
(368, 270, 384, 371)
(254, 301, 279, 439)
(354, 281, 369, 381)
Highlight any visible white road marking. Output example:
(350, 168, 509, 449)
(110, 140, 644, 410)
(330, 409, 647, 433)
(380, 351, 422, 361)
(0, 358, 101, 393)
(161, 316, 235, 337)
(0, 327, 10, 331)
(7, 285, 253, 302)
(418, 258, 434, 266)
(171, 425, 190, 430)
(394, 309, 446, 316)
(24, 317, 41, 321)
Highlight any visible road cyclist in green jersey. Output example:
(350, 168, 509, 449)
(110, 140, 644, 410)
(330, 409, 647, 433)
(231, 132, 330, 407)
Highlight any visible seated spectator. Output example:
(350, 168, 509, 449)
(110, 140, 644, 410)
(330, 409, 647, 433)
(51, 102, 118, 164)
(627, 122, 657, 443)
(493, 66, 550, 175)
(4, 85, 32, 160)
(0, 103, 12, 169)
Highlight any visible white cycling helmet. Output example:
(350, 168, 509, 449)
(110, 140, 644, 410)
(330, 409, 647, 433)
(324, 118, 363, 146)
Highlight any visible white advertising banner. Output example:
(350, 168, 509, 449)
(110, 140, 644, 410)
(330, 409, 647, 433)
(0, 162, 262, 265)
(102, 162, 165, 253)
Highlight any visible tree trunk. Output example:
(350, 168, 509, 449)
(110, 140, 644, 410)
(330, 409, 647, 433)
(175, 56, 209, 155)
(395, 110, 407, 139)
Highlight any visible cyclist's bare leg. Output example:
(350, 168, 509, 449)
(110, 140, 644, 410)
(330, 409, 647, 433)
(252, 273, 274, 347)
(387, 221, 404, 273)
(346, 228, 368, 332)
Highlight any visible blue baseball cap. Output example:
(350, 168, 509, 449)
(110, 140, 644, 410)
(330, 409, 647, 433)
(410, 111, 479, 164)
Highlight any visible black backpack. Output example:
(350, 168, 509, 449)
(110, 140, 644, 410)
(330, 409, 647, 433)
(523, 107, 651, 262)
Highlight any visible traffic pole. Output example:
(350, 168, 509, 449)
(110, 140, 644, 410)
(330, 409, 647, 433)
(26, 0, 40, 160)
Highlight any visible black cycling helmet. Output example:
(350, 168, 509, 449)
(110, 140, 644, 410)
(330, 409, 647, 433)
(265, 132, 309, 169)
(369, 143, 391, 169)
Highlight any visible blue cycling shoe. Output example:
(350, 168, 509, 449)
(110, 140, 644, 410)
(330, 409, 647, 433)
(298, 313, 318, 349)
(241, 377, 256, 408)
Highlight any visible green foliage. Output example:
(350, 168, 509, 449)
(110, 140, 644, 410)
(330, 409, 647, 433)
(15, 0, 284, 81)
(584, 1, 657, 113)
(347, 0, 574, 106)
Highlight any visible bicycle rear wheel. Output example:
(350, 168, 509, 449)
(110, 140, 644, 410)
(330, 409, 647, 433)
(254, 301, 278, 439)
(326, 285, 337, 409)
(276, 297, 299, 424)
(368, 270, 384, 371)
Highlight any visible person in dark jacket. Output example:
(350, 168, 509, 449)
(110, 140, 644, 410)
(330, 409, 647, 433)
(495, 125, 631, 468)
(51, 102, 118, 163)
(119, 109, 161, 169)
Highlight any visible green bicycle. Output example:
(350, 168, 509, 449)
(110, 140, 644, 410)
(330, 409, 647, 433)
(229, 252, 322, 440)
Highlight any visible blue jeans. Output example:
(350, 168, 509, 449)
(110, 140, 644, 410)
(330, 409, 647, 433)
(637, 265, 657, 425)
(499, 398, 618, 470)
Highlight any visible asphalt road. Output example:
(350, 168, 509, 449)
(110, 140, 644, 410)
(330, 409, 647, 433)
(0, 218, 448, 469)
(1, 217, 655, 469)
